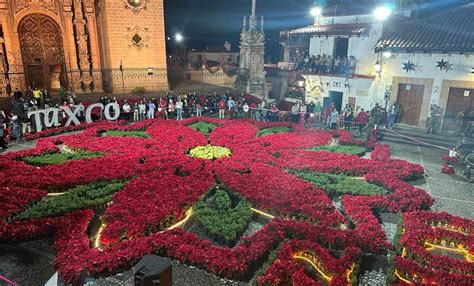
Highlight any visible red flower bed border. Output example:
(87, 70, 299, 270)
(393, 211, 474, 285)
(1, 119, 469, 285)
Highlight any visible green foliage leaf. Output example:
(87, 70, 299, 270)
(19, 181, 126, 219)
(21, 149, 103, 166)
(105, 130, 149, 138)
(188, 121, 218, 137)
(194, 188, 253, 245)
(292, 171, 387, 199)
(256, 127, 292, 137)
(310, 144, 367, 156)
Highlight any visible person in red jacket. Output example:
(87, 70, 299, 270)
(159, 97, 168, 119)
(218, 99, 226, 119)
(356, 108, 369, 134)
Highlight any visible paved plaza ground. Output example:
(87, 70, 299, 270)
(0, 129, 472, 286)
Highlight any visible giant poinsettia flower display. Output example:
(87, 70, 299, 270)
(1, 118, 467, 285)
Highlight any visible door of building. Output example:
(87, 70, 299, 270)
(333, 38, 349, 59)
(396, 84, 424, 126)
(329, 91, 343, 112)
(443, 88, 473, 131)
(18, 13, 66, 90)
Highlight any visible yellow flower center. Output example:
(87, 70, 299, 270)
(189, 145, 231, 160)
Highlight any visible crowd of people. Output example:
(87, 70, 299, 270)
(0, 83, 395, 151)
(0, 89, 272, 150)
(287, 101, 391, 133)
(296, 53, 357, 74)
(3, 84, 470, 152)
(107, 91, 269, 122)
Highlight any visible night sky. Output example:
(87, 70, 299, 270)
(164, 0, 318, 61)
(163, 0, 468, 61)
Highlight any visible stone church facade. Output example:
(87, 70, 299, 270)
(0, 0, 168, 97)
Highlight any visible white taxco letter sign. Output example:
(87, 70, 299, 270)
(28, 103, 120, 132)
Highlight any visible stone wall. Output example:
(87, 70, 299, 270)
(0, 0, 169, 97)
(97, 0, 168, 93)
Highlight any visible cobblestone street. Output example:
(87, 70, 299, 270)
(390, 142, 473, 220)
(1, 136, 472, 286)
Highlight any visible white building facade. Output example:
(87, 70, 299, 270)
(281, 3, 473, 129)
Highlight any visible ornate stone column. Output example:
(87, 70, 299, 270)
(1, 3, 25, 91)
(84, 0, 103, 93)
(85, 14, 103, 92)
(73, 0, 93, 93)
(63, 6, 82, 93)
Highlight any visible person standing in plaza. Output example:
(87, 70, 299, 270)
(356, 108, 369, 134)
(175, 99, 183, 120)
(426, 104, 442, 134)
(291, 103, 300, 123)
(243, 102, 250, 119)
(59, 87, 66, 103)
(314, 101, 322, 122)
(138, 100, 146, 121)
(147, 100, 156, 119)
(386, 104, 398, 129)
(122, 100, 131, 121)
(13, 88, 23, 99)
(249, 101, 257, 120)
(158, 98, 167, 119)
(32, 87, 42, 105)
(269, 103, 279, 122)
(195, 99, 202, 117)
(307, 101, 315, 115)
(343, 104, 353, 131)
(299, 103, 307, 127)
(218, 98, 226, 119)
(370, 103, 382, 129)
(0, 110, 7, 150)
(227, 97, 235, 111)
(42, 89, 51, 107)
(10, 115, 21, 142)
(168, 100, 175, 119)
(133, 103, 139, 122)
(330, 108, 339, 130)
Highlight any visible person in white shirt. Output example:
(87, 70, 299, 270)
(122, 101, 131, 121)
(133, 103, 139, 122)
(175, 100, 183, 120)
(147, 100, 156, 119)
(138, 100, 146, 121)
(122, 101, 131, 113)
(243, 102, 250, 119)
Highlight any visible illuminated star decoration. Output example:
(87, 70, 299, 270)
(436, 58, 453, 72)
(402, 60, 416, 73)
(443, 62, 453, 73)
(436, 58, 448, 70)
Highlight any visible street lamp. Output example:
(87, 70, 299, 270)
(174, 33, 186, 66)
(374, 60, 382, 79)
(175, 33, 183, 43)
(374, 61, 382, 73)
(373, 6, 392, 21)
(310, 6, 322, 17)
(382, 51, 392, 58)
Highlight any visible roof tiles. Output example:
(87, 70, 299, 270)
(375, 4, 474, 53)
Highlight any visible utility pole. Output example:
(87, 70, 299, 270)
(120, 60, 125, 100)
